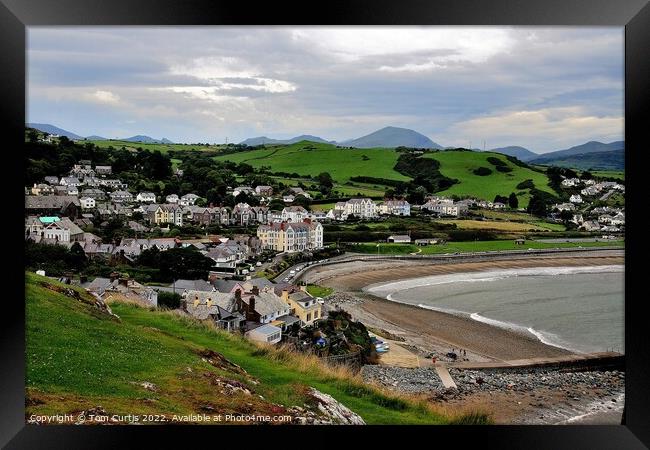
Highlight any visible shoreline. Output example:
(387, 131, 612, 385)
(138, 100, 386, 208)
(304, 250, 625, 424)
(305, 251, 623, 362)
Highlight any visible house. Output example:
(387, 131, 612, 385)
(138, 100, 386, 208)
(581, 186, 600, 196)
(55, 185, 78, 196)
(283, 194, 295, 203)
(44, 176, 59, 185)
(279, 287, 322, 326)
(110, 190, 133, 203)
(136, 192, 157, 203)
(281, 206, 308, 223)
(561, 178, 581, 187)
(206, 244, 247, 271)
(569, 194, 583, 204)
(343, 198, 376, 219)
(100, 179, 127, 190)
(231, 203, 254, 226)
(580, 220, 601, 232)
(25, 195, 81, 220)
(80, 188, 106, 200)
(553, 202, 576, 212)
(257, 220, 324, 253)
(288, 187, 311, 199)
(59, 176, 82, 187)
(571, 214, 584, 225)
(378, 199, 411, 216)
(26, 216, 84, 243)
(31, 183, 55, 196)
(165, 194, 179, 204)
(95, 165, 112, 175)
(421, 200, 468, 217)
(514, 238, 526, 245)
(415, 238, 439, 246)
(79, 197, 96, 209)
(387, 235, 411, 243)
(232, 186, 255, 197)
(254, 185, 273, 197)
(492, 202, 506, 209)
(180, 193, 199, 206)
(142, 204, 183, 226)
(83, 276, 158, 307)
(245, 324, 283, 344)
(128, 220, 150, 232)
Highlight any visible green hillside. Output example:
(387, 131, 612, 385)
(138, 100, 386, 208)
(213, 141, 410, 183)
(25, 273, 480, 425)
(424, 151, 556, 207)
(87, 139, 227, 154)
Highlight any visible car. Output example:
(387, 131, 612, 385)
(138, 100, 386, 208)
(283, 277, 289, 282)
(290, 270, 296, 274)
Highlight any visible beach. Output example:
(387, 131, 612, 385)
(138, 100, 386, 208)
(304, 250, 624, 362)
(302, 249, 625, 424)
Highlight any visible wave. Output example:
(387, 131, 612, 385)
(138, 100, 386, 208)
(554, 391, 625, 424)
(364, 265, 624, 297)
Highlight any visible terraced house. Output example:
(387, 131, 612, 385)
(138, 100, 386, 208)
(257, 220, 323, 253)
(143, 203, 184, 226)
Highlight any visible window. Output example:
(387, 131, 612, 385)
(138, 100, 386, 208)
(306, 313, 311, 322)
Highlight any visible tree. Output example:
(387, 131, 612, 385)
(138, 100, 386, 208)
(317, 172, 334, 194)
(66, 242, 88, 270)
(508, 192, 519, 209)
(527, 193, 549, 217)
(292, 195, 312, 210)
(493, 195, 509, 204)
(158, 292, 181, 309)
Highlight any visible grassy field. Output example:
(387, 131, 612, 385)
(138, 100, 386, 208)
(213, 142, 410, 183)
(25, 272, 482, 425)
(87, 139, 226, 154)
(435, 219, 565, 232)
(305, 284, 334, 298)
(424, 152, 555, 207)
(588, 170, 625, 180)
(350, 239, 624, 255)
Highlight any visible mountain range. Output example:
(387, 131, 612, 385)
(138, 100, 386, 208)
(27, 122, 624, 170)
(27, 123, 174, 144)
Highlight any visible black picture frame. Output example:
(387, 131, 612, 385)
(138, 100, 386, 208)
(2, 0, 648, 448)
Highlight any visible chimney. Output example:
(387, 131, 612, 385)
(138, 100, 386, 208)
(109, 271, 120, 282)
(251, 285, 259, 296)
(235, 288, 242, 300)
(248, 295, 256, 320)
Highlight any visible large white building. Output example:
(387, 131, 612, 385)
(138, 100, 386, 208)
(378, 199, 410, 216)
(281, 206, 309, 222)
(257, 220, 324, 253)
(341, 198, 377, 219)
(421, 199, 468, 216)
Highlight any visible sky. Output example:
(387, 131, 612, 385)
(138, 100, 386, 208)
(27, 26, 623, 153)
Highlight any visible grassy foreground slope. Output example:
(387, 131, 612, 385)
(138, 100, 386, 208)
(424, 151, 555, 207)
(213, 141, 409, 183)
(26, 272, 482, 424)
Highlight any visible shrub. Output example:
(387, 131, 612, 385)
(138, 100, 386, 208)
(516, 179, 535, 190)
(158, 292, 181, 309)
(472, 167, 492, 176)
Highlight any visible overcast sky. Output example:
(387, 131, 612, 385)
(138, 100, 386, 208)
(27, 26, 623, 153)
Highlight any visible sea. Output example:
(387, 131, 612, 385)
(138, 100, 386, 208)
(364, 265, 625, 354)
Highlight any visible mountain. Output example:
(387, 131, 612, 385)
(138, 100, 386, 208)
(489, 146, 538, 162)
(529, 141, 624, 164)
(85, 135, 107, 140)
(27, 123, 84, 140)
(529, 149, 624, 171)
(340, 126, 443, 149)
(239, 135, 331, 146)
(122, 135, 175, 144)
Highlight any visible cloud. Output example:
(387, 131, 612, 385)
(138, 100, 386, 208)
(26, 27, 623, 150)
(90, 90, 120, 104)
(448, 107, 623, 150)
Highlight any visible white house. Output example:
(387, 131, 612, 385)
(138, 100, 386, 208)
(281, 206, 308, 222)
(379, 199, 411, 216)
(561, 178, 581, 187)
(343, 198, 376, 219)
(136, 192, 157, 203)
(422, 200, 468, 216)
(245, 324, 282, 345)
(79, 197, 96, 209)
(387, 235, 411, 243)
(110, 190, 134, 203)
(569, 194, 583, 204)
(165, 194, 179, 203)
(180, 193, 199, 206)
(59, 176, 82, 187)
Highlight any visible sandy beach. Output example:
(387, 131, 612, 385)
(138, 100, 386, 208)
(304, 250, 624, 362)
